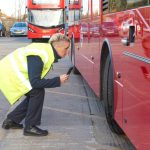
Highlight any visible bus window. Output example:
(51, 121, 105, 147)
(92, 0, 100, 17)
(28, 9, 64, 27)
(126, 0, 149, 9)
(81, 0, 88, 19)
(33, 0, 60, 5)
(110, 0, 149, 13)
(69, 0, 79, 5)
(109, 0, 127, 12)
(69, 10, 74, 26)
(75, 10, 80, 21)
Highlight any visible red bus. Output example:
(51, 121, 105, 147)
(71, 0, 150, 149)
(27, 0, 82, 41)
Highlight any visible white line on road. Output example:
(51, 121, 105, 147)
(46, 89, 98, 100)
(44, 106, 105, 120)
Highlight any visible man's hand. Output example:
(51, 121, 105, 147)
(60, 74, 69, 84)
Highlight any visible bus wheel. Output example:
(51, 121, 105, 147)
(103, 55, 124, 135)
(32, 39, 36, 42)
(71, 35, 80, 74)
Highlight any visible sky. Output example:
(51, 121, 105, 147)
(0, 0, 26, 17)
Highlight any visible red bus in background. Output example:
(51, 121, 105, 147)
(27, 0, 81, 41)
(71, 0, 150, 149)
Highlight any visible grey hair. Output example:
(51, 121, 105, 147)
(49, 33, 70, 44)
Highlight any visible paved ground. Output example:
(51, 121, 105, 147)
(0, 37, 136, 150)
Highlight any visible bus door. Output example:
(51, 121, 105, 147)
(121, 3, 150, 146)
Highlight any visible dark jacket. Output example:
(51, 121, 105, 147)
(27, 45, 61, 88)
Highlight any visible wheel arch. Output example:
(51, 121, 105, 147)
(100, 38, 113, 100)
(100, 39, 124, 134)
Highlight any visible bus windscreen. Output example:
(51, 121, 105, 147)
(33, 0, 60, 5)
(28, 9, 64, 28)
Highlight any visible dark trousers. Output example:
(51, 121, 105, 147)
(7, 88, 45, 127)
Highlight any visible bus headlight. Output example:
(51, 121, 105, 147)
(28, 27, 35, 33)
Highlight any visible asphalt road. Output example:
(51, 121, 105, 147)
(0, 37, 135, 150)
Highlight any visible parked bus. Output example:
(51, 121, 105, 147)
(27, 0, 81, 41)
(71, 0, 150, 149)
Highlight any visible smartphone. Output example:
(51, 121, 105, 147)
(67, 67, 73, 75)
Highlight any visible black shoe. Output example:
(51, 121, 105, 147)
(24, 126, 48, 136)
(2, 118, 23, 129)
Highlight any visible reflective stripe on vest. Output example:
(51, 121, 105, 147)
(9, 53, 32, 90)
(18, 48, 49, 71)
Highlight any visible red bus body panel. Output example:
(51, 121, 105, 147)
(28, 24, 64, 39)
(75, 1, 150, 149)
(27, 0, 65, 9)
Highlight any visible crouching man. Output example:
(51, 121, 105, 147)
(0, 33, 70, 136)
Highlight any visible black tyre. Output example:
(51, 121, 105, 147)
(103, 55, 124, 135)
(32, 38, 36, 42)
(70, 34, 80, 74)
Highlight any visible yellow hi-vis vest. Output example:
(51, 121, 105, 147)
(0, 43, 54, 105)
